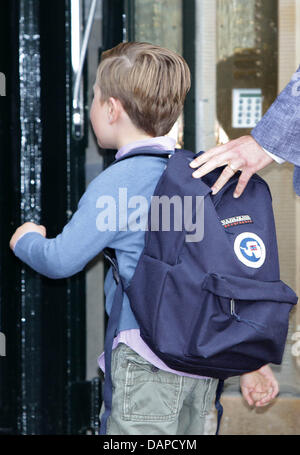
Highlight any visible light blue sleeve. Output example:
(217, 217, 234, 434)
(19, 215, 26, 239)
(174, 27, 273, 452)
(13, 167, 121, 279)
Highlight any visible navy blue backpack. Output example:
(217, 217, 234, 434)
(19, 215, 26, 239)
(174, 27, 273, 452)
(100, 148, 298, 435)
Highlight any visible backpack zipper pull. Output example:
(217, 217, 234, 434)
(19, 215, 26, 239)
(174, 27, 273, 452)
(230, 299, 241, 321)
(230, 298, 265, 331)
(230, 298, 235, 316)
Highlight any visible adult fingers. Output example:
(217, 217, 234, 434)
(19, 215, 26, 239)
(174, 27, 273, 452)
(232, 170, 254, 198)
(191, 151, 236, 179)
(189, 138, 243, 169)
(196, 155, 248, 196)
(210, 165, 239, 195)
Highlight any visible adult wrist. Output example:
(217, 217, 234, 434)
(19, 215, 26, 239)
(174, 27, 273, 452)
(262, 147, 286, 164)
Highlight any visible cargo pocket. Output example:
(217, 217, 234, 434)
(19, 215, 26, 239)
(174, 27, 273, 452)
(121, 349, 183, 422)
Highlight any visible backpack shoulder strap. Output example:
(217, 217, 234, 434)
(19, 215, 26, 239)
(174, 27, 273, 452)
(215, 379, 224, 435)
(100, 248, 124, 434)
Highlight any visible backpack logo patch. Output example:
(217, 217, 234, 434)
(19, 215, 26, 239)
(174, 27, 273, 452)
(221, 214, 253, 228)
(234, 232, 266, 268)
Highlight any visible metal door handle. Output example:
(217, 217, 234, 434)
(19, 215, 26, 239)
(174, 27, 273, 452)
(72, 0, 98, 140)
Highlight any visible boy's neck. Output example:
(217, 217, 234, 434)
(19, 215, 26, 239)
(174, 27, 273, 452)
(115, 132, 155, 151)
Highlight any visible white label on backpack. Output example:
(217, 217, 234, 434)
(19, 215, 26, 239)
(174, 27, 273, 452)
(221, 214, 253, 228)
(234, 232, 266, 268)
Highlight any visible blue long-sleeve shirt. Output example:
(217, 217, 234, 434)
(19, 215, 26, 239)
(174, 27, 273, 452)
(13, 137, 176, 332)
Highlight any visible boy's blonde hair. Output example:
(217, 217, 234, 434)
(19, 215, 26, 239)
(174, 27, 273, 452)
(96, 42, 191, 137)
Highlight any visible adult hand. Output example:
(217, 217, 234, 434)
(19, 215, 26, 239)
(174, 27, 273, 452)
(240, 364, 279, 408)
(189, 135, 274, 198)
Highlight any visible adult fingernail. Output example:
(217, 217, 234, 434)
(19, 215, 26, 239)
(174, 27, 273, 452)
(192, 171, 201, 178)
(189, 161, 198, 168)
(233, 192, 239, 198)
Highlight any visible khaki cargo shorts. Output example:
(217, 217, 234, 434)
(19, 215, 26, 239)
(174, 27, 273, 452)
(99, 343, 218, 435)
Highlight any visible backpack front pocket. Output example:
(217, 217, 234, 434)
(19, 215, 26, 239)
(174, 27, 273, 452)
(184, 272, 297, 369)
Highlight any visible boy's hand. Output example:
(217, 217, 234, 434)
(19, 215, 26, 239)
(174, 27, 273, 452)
(240, 365, 279, 407)
(9, 222, 46, 251)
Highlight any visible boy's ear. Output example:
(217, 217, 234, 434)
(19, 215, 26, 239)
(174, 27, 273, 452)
(107, 97, 122, 124)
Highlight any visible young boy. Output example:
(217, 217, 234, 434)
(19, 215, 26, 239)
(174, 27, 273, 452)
(10, 42, 278, 435)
